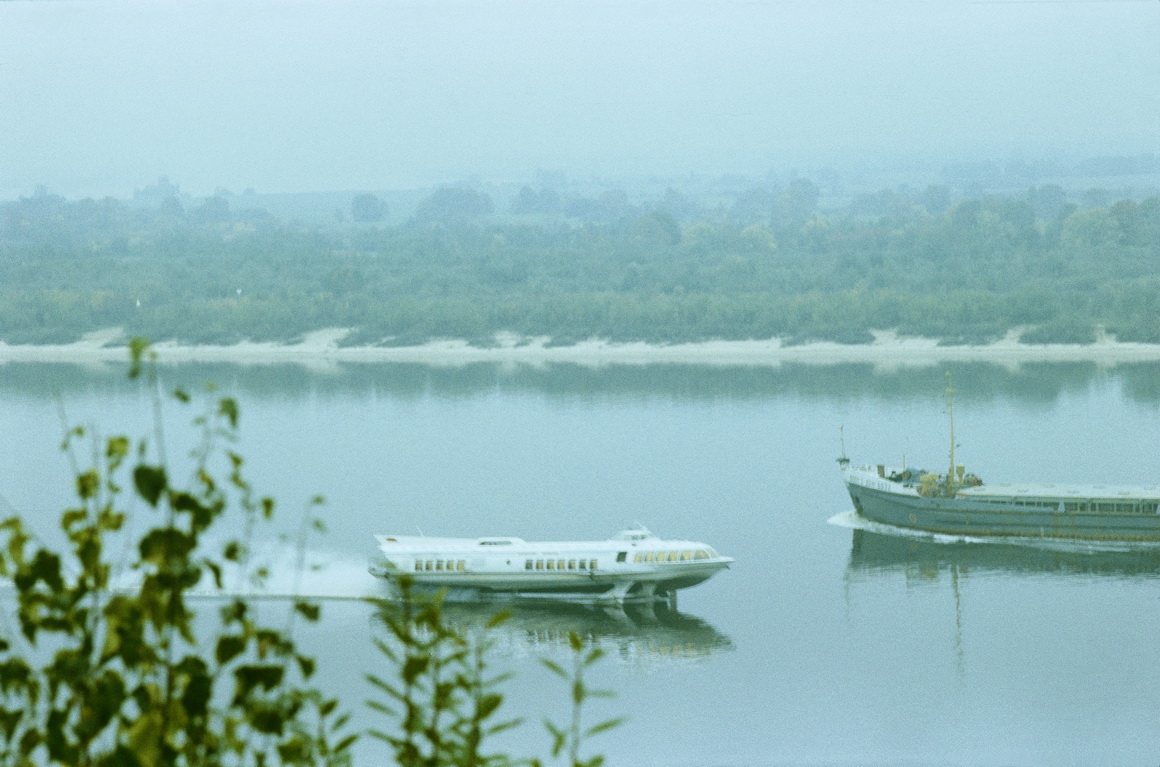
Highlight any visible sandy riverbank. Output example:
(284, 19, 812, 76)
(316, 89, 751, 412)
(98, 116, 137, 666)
(5, 328, 1160, 369)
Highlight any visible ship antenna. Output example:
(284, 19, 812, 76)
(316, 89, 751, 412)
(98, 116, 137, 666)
(945, 371, 956, 496)
(837, 425, 850, 466)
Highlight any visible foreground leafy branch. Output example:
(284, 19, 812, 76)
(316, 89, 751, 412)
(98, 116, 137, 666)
(367, 579, 521, 767)
(366, 579, 622, 767)
(537, 633, 624, 767)
(0, 340, 355, 767)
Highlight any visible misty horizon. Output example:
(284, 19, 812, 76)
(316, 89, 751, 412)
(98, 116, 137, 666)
(2, 0, 1157, 199)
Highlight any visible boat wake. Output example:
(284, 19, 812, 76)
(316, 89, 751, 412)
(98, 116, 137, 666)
(207, 546, 383, 601)
(115, 543, 386, 601)
(0, 545, 385, 605)
(828, 510, 1160, 555)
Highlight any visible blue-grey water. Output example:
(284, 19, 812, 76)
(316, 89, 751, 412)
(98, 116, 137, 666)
(4, 360, 1160, 766)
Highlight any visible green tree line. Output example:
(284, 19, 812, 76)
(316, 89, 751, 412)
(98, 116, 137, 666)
(2, 184, 1158, 345)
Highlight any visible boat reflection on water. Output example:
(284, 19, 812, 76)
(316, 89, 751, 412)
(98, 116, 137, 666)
(846, 527, 1160, 582)
(373, 596, 733, 666)
(842, 524, 1160, 674)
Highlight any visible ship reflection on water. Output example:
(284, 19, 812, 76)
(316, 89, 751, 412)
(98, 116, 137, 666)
(376, 597, 733, 665)
(842, 525, 1160, 677)
(846, 527, 1160, 582)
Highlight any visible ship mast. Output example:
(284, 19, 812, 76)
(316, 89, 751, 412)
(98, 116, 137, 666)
(945, 371, 956, 496)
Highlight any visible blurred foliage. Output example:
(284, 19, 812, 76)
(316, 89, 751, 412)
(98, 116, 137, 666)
(2, 184, 1159, 345)
(0, 341, 354, 766)
(367, 579, 619, 767)
(367, 583, 522, 767)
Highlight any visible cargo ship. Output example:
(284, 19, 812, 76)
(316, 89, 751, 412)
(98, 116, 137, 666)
(840, 375, 1160, 542)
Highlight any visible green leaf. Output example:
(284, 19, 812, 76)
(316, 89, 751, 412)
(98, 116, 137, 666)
(372, 636, 400, 663)
(295, 654, 315, 679)
(127, 337, 151, 379)
(539, 658, 567, 679)
(47, 707, 76, 761)
(584, 646, 606, 666)
(476, 693, 503, 720)
(402, 655, 429, 685)
(365, 674, 404, 702)
(138, 528, 194, 566)
(365, 700, 396, 717)
(248, 703, 285, 735)
(486, 717, 524, 736)
(584, 717, 626, 737)
(367, 728, 398, 745)
(218, 397, 239, 428)
(80, 671, 127, 737)
(170, 491, 209, 519)
(486, 671, 515, 688)
(293, 601, 320, 622)
(486, 610, 512, 629)
(0, 658, 32, 693)
(276, 736, 309, 763)
(568, 630, 583, 652)
(98, 508, 125, 532)
(203, 558, 223, 589)
(18, 727, 41, 758)
(232, 665, 284, 704)
(127, 710, 163, 766)
(333, 733, 359, 753)
(216, 635, 246, 666)
(544, 720, 566, 757)
(178, 657, 212, 719)
(75, 469, 100, 500)
(0, 706, 23, 744)
(223, 540, 244, 562)
(61, 508, 88, 532)
(17, 549, 64, 592)
(106, 435, 130, 461)
(222, 598, 247, 623)
(133, 465, 168, 507)
(255, 629, 287, 658)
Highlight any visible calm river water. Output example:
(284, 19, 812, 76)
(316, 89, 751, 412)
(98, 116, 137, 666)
(4, 360, 1160, 766)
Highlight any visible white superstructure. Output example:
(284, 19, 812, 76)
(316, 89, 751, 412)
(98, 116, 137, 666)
(369, 527, 732, 602)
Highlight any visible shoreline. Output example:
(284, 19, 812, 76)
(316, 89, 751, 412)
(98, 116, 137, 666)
(5, 328, 1160, 369)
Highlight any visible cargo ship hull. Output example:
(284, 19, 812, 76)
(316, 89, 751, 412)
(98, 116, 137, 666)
(843, 464, 1160, 542)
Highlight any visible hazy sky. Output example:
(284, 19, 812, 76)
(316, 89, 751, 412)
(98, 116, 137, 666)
(1, 0, 1157, 198)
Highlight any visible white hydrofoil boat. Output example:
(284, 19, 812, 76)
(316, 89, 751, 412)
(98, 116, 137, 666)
(369, 527, 733, 602)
